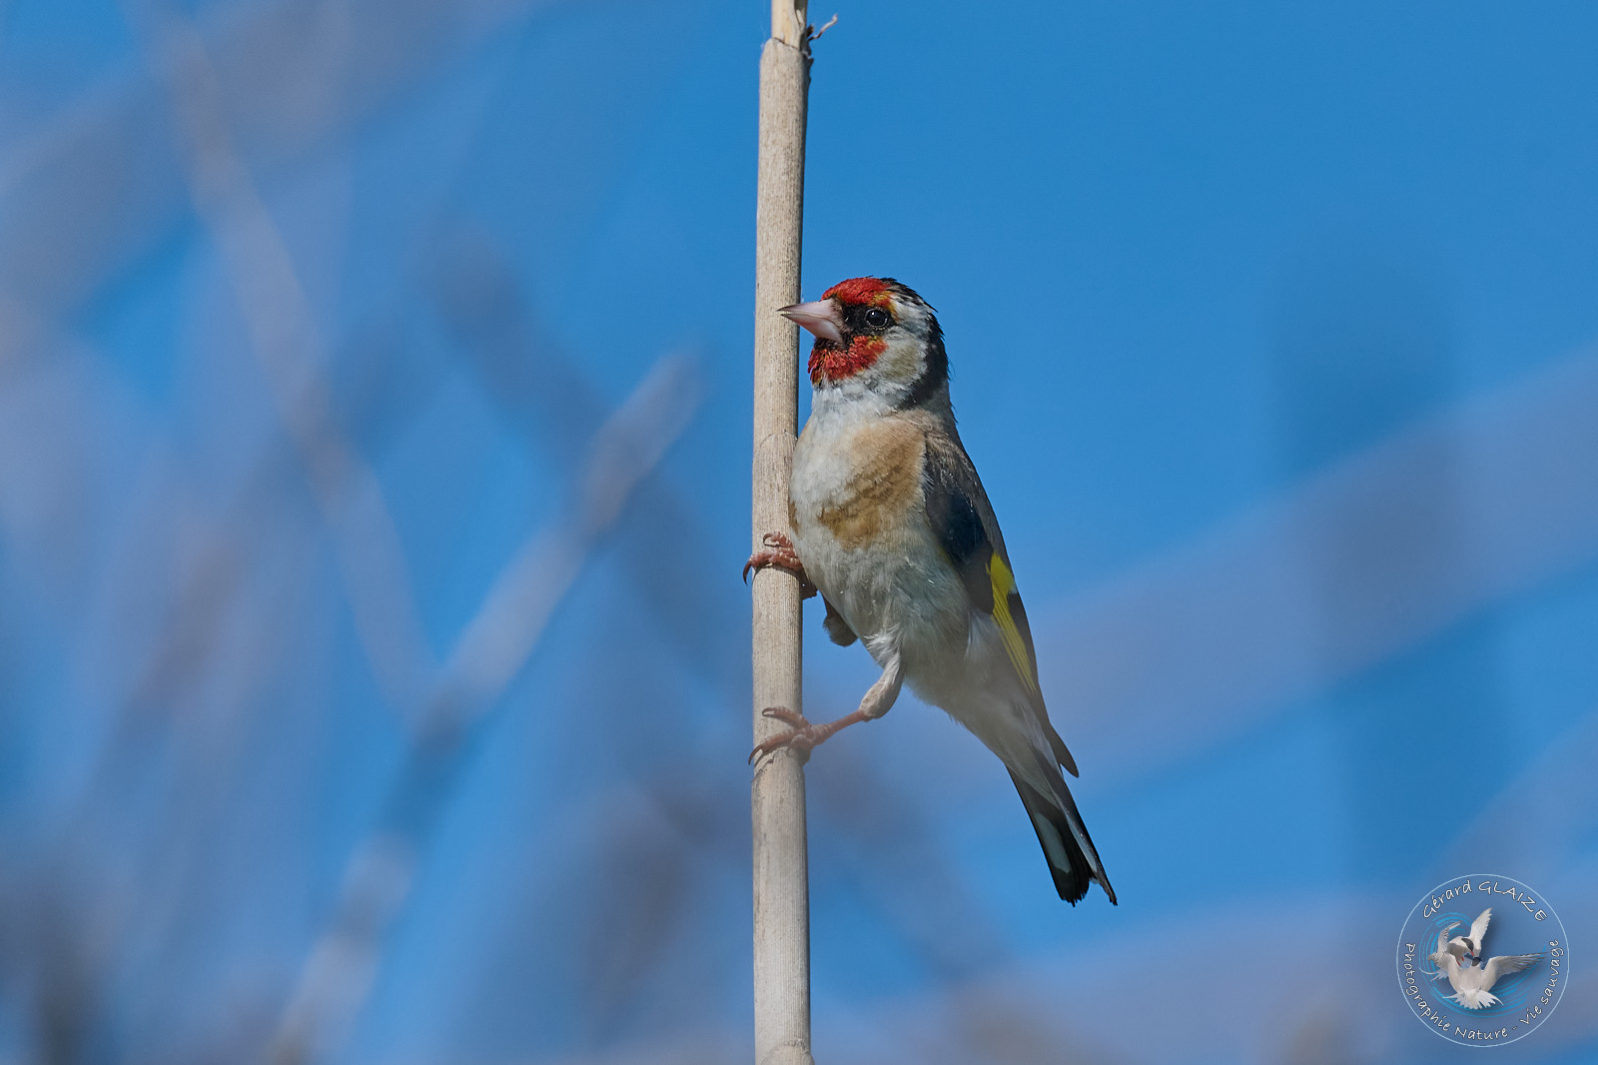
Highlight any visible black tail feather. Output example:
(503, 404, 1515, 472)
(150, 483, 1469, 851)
(1009, 766, 1116, 906)
(1046, 722, 1079, 777)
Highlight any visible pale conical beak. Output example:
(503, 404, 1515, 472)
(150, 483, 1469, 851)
(778, 299, 844, 345)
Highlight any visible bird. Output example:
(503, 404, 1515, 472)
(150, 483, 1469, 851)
(1430, 920, 1465, 980)
(1429, 947, 1542, 1010)
(1449, 908, 1493, 963)
(744, 276, 1115, 905)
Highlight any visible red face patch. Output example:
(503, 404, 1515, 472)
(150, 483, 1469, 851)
(806, 277, 897, 384)
(821, 277, 893, 306)
(809, 334, 886, 384)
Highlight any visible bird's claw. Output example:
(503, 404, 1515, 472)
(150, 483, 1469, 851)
(761, 706, 808, 729)
(743, 532, 816, 598)
(748, 706, 820, 765)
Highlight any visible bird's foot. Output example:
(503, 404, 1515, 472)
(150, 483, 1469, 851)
(743, 532, 816, 598)
(749, 706, 870, 765)
(749, 707, 818, 764)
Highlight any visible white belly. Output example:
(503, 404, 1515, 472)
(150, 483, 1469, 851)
(790, 408, 969, 683)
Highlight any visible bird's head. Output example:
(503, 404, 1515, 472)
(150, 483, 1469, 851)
(779, 277, 947, 409)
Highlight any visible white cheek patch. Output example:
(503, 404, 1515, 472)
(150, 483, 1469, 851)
(867, 333, 925, 394)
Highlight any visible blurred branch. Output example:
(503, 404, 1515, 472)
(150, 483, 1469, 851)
(1440, 703, 1598, 879)
(431, 230, 747, 708)
(435, 351, 700, 717)
(1042, 345, 1598, 778)
(269, 351, 699, 1065)
(128, 7, 701, 1065)
(0, 0, 571, 362)
(134, 0, 435, 712)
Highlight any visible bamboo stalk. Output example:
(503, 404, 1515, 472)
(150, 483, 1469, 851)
(751, 3, 814, 1064)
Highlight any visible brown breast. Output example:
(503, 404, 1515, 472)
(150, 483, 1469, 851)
(816, 419, 926, 549)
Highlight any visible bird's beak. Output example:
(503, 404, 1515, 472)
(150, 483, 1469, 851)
(778, 299, 844, 345)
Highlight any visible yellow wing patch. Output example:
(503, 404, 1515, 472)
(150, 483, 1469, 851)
(987, 553, 1038, 694)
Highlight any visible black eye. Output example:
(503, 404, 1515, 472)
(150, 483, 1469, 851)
(863, 307, 892, 329)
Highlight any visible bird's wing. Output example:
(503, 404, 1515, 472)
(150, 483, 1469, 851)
(1482, 953, 1540, 987)
(1436, 921, 1462, 956)
(921, 430, 1077, 775)
(1469, 908, 1493, 950)
(1430, 952, 1461, 986)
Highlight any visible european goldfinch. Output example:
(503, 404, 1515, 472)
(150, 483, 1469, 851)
(748, 276, 1116, 905)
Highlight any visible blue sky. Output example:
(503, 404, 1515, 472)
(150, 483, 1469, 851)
(1, 1, 1596, 1063)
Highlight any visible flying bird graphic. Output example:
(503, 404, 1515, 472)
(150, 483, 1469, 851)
(1428, 907, 1542, 1009)
(1430, 920, 1466, 980)
(1449, 907, 1494, 962)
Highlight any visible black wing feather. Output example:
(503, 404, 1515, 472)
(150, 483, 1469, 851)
(922, 449, 995, 613)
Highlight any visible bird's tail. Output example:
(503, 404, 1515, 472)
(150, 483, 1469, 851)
(1009, 757, 1116, 905)
(1449, 989, 1500, 1010)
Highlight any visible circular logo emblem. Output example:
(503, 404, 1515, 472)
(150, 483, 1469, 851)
(1395, 874, 1568, 1046)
